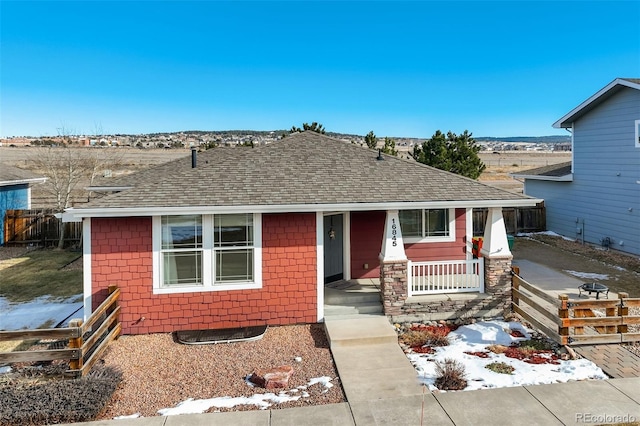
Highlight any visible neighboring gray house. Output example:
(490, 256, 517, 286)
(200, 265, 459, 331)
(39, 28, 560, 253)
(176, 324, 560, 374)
(512, 78, 640, 256)
(0, 165, 47, 245)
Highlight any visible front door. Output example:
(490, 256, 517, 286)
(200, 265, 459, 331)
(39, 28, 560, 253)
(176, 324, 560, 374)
(323, 214, 344, 283)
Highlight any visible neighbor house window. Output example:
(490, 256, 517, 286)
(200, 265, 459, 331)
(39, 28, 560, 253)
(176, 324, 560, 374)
(399, 209, 455, 242)
(154, 213, 261, 294)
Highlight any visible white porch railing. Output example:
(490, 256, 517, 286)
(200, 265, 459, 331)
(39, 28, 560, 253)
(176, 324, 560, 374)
(408, 258, 484, 296)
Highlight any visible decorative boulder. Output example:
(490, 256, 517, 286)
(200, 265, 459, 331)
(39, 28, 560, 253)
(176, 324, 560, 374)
(249, 365, 294, 389)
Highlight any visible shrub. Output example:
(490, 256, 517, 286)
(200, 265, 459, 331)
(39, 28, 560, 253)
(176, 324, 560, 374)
(487, 344, 509, 354)
(485, 362, 515, 375)
(400, 330, 430, 347)
(400, 327, 450, 348)
(518, 339, 553, 351)
(434, 358, 467, 391)
(0, 366, 122, 426)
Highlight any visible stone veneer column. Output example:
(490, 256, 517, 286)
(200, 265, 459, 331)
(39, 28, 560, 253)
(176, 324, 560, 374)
(380, 259, 408, 316)
(481, 208, 514, 312)
(484, 256, 513, 296)
(379, 210, 408, 316)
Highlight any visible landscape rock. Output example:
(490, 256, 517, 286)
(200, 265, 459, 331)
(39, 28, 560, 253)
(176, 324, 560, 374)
(249, 365, 294, 389)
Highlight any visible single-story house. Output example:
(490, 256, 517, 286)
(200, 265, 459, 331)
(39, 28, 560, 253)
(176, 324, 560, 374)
(512, 78, 640, 256)
(0, 165, 47, 245)
(64, 132, 541, 334)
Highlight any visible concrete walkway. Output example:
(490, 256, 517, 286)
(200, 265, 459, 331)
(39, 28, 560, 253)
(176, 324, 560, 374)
(68, 315, 640, 426)
(64, 261, 640, 425)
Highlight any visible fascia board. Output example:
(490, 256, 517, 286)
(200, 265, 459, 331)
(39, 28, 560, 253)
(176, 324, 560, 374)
(510, 174, 573, 182)
(65, 198, 543, 219)
(84, 186, 133, 192)
(0, 177, 47, 187)
(553, 78, 640, 128)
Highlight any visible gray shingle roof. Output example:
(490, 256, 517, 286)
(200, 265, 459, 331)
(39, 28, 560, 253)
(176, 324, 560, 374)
(81, 132, 535, 210)
(512, 162, 572, 178)
(0, 165, 46, 186)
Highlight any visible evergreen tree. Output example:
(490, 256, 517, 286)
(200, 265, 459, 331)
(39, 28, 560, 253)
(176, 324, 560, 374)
(382, 137, 398, 156)
(412, 130, 485, 179)
(289, 122, 326, 134)
(364, 131, 378, 149)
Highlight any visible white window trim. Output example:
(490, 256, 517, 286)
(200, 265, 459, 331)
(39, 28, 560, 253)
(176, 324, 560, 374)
(635, 119, 640, 148)
(152, 213, 262, 294)
(401, 208, 456, 244)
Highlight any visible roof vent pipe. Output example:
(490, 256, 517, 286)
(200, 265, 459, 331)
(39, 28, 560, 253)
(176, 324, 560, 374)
(191, 147, 197, 168)
(377, 149, 384, 161)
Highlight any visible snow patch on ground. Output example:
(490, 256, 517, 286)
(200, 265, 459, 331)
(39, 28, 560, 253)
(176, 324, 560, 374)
(406, 320, 607, 392)
(152, 376, 335, 416)
(0, 295, 83, 331)
(517, 231, 574, 241)
(563, 270, 610, 281)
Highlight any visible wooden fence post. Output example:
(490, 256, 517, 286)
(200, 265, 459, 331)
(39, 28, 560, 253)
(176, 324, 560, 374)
(558, 294, 570, 344)
(574, 306, 584, 335)
(68, 319, 84, 373)
(511, 266, 520, 309)
(618, 292, 629, 334)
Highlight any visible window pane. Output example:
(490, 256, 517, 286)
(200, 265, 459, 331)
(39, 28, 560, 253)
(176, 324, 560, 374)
(163, 251, 202, 285)
(162, 215, 202, 249)
(216, 249, 253, 282)
(425, 209, 449, 236)
(399, 210, 422, 237)
(214, 214, 253, 247)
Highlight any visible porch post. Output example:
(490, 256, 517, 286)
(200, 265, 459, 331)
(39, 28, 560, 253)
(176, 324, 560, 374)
(379, 210, 408, 316)
(481, 208, 513, 310)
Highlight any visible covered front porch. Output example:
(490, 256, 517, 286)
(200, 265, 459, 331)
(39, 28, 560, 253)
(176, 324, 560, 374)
(321, 207, 514, 322)
(378, 207, 514, 322)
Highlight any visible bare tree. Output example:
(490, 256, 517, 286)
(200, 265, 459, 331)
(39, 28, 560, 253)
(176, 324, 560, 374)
(30, 147, 90, 248)
(85, 148, 124, 199)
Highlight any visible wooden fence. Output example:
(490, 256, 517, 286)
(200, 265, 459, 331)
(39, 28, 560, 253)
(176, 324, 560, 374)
(3, 209, 82, 247)
(0, 286, 121, 377)
(512, 269, 640, 345)
(473, 204, 546, 236)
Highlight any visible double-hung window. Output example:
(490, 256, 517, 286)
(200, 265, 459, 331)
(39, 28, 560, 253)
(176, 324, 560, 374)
(214, 214, 254, 282)
(154, 213, 261, 294)
(399, 209, 455, 242)
(161, 215, 203, 286)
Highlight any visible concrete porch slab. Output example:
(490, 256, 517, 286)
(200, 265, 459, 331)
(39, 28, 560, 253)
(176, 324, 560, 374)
(324, 316, 397, 347)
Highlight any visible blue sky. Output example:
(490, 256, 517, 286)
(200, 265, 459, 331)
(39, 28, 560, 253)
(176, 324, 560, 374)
(2, 1, 639, 138)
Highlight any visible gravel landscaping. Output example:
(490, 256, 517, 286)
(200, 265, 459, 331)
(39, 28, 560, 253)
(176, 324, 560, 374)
(96, 324, 345, 419)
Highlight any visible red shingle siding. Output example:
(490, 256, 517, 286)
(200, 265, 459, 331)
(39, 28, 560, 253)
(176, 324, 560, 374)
(261, 213, 318, 324)
(350, 209, 468, 280)
(404, 208, 467, 261)
(350, 211, 385, 279)
(90, 213, 317, 335)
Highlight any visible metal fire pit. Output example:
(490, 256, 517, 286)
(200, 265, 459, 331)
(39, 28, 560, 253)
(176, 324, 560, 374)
(578, 282, 609, 299)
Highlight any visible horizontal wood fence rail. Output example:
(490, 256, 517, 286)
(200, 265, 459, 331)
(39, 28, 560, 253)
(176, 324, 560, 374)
(0, 286, 120, 376)
(4, 208, 82, 247)
(512, 267, 640, 346)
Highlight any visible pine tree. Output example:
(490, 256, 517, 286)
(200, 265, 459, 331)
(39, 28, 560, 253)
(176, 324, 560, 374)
(412, 130, 485, 179)
(364, 131, 378, 149)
